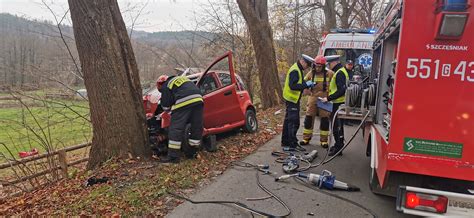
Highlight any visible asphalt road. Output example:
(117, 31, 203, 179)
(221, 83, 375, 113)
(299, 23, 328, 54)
(167, 120, 415, 218)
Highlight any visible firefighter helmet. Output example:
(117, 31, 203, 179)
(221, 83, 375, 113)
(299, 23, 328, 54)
(156, 75, 169, 89)
(314, 55, 327, 65)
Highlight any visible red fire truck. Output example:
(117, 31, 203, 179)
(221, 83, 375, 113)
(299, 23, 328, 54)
(363, 0, 474, 216)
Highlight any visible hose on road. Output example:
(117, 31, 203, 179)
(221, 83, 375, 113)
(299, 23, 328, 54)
(168, 161, 291, 218)
(294, 176, 378, 218)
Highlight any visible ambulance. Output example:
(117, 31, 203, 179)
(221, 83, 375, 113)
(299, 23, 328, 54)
(318, 28, 375, 81)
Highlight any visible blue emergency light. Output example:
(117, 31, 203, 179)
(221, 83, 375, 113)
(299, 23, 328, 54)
(330, 28, 376, 34)
(443, 0, 468, 11)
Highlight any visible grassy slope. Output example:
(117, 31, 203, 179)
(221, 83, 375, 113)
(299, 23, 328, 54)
(0, 100, 91, 159)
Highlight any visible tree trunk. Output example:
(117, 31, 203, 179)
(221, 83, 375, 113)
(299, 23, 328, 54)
(68, 0, 151, 169)
(323, 0, 337, 31)
(237, 0, 282, 109)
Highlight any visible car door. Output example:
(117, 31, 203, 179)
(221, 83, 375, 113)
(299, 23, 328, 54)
(197, 51, 245, 129)
(198, 72, 221, 128)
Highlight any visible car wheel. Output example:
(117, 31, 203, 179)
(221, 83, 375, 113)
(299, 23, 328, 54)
(181, 124, 198, 158)
(203, 134, 218, 152)
(243, 109, 258, 133)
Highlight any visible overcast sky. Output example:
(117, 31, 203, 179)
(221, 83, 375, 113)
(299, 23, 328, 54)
(0, 0, 200, 32)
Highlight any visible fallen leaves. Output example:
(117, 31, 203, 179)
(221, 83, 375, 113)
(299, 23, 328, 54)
(0, 106, 285, 216)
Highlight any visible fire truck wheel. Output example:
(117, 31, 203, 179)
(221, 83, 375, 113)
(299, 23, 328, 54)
(369, 167, 384, 195)
(243, 109, 258, 133)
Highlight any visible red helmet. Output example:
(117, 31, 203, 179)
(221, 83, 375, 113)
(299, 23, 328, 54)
(156, 75, 169, 89)
(314, 55, 326, 65)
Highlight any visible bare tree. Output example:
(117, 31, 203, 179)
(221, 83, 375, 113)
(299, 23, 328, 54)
(337, 0, 360, 28)
(68, 0, 151, 169)
(237, 0, 282, 109)
(322, 0, 338, 30)
(189, 0, 257, 98)
(357, 0, 386, 28)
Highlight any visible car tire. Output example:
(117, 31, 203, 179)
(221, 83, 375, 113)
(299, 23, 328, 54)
(243, 109, 258, 133)
(181, 124, 197, 158)
(203, 135, 218, 152)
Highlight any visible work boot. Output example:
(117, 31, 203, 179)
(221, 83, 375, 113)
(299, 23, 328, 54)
(299, 139, 310, 146)
(328, 146, 343, 156)
(184, 146, 198, 159)
(160, 149, 181, 164)
(320, 142, 329, 149)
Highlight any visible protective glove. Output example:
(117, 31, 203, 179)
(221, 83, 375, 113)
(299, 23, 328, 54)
(305, 80, 315, 88)
(160, 111, 171, 128)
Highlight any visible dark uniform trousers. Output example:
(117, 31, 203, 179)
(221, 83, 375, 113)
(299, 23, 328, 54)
(331, 102, 345, 149)
(168, 102, 204, 157)
(282, 101, 300, 148)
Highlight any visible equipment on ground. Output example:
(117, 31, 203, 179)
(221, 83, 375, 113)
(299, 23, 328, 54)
(282, 155, 300, 174)
(302, 150, 318, 162)
(275, 171, 360, 192)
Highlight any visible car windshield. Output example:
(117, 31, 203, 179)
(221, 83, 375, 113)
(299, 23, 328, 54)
(325, 48, 373, 78)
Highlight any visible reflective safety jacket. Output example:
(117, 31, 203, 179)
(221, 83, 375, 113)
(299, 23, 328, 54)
(328, 64, 349, 104)
(283, 62, 306, 104)
(160, 76, 203, 111)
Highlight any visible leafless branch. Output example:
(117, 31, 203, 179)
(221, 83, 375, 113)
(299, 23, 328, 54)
(128, 0, 149, 39)
(41, 0, 83, 80)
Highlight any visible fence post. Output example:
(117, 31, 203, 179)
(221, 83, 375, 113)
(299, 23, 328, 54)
(58, 150, 68, 179)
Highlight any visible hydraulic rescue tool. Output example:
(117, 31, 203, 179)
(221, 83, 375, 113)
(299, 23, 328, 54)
(273, 150, 319, 173)
(275, 170, 360, 192)
(302, 150, 318, 162)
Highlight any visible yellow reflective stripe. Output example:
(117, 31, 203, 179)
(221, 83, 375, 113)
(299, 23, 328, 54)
(315, 78, 325, 82)
(169, 144, 181, 149)
(171, 97, 203, 110)
(320, 130, 329, 136)
(167, 77, 179, 89)
(169, 143, 181, 149)
(303, 128, 313, 134)
(168, 76, 191, 89)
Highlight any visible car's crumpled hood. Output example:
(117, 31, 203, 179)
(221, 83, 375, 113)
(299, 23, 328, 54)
(144, 88, 161, 104)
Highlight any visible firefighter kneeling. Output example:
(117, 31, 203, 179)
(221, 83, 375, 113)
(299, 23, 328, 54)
(299, 55, 334, 148)
(156, 75, 204, 163)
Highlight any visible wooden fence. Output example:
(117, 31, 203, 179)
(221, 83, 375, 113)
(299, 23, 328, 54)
(0, 142, 91, 189)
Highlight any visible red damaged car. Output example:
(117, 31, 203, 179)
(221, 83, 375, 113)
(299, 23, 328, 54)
(143, 51, 257, 153)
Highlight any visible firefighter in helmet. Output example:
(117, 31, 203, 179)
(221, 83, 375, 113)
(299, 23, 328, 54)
(299, 55, 334, 148)
(156, 75, 204, 163)
(320, 55, 349, 156)
(281, 54, 316, 149)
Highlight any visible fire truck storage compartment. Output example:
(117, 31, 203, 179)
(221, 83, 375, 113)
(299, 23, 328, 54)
(373, 30, 400, 142)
